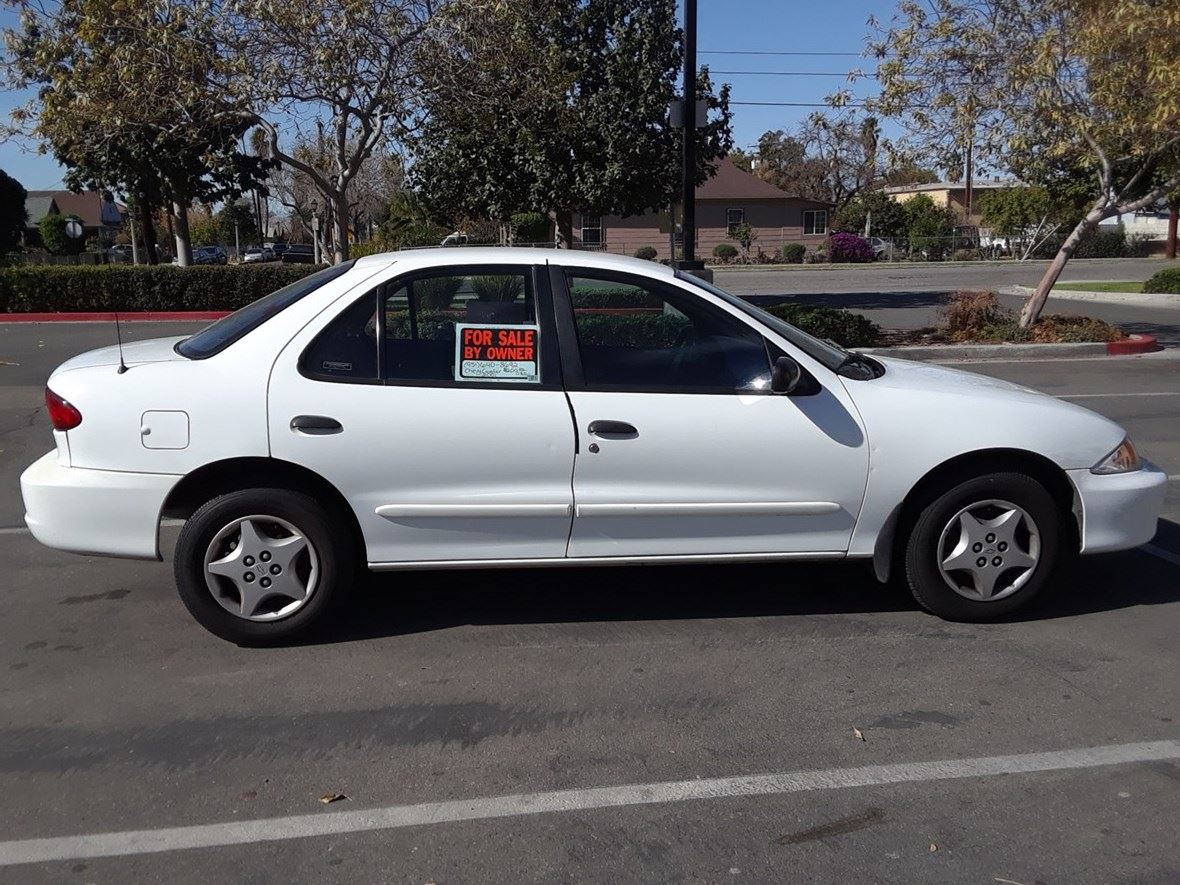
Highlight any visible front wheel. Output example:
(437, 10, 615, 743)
(903, 472, 1064, 620)
(174, 488, 354, 644)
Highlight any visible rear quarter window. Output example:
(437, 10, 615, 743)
(176, 261, 357, 360)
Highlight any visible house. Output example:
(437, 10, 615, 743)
(880, 180, 1022, 227)
(23, 190, 125, 245)
(571, 158, 833, 260)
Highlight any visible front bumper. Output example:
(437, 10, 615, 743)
(20, 451, 180, 560)
(1068, 461, 1168, 554)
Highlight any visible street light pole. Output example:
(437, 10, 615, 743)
(679, 0, 698, 270)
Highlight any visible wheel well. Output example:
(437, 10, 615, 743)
(875, 448, 1080, 582)
(160, 457, 366, 563)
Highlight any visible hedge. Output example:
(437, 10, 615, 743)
(763, 303, 881, 348)
(1143, 268, 1180, 294)
(0, 264, 320, 313)
(568, 286, 661, 309)
(780, 243, 806, 264)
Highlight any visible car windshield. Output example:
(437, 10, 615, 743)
(673, 270, 851, 370)
(176, 261, 356, 360)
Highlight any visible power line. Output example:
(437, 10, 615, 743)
(729, 101, 868, 107)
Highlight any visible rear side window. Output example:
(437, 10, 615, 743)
(299, 290, 380, 381)
(383, 270, 538, 383)
(176, 261, 356, 359)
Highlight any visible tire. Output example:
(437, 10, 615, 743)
(903, 472, 1063, 621)
(174, 488, 354, 644)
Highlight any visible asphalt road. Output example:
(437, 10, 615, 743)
(717, 257, 1180, 347)
(0, 321, 1178, 883)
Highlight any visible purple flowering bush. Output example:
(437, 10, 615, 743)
(828, 232, 875, 263)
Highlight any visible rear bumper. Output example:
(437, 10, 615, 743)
(1068, 462, 1168, 554)
(20, 451, 179, 560)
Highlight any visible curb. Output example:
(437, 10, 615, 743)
(0, 311, 230, 323)
(1002, 284, 1180, 306)
(863, 334, 1159, 361)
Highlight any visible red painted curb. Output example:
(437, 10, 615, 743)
(0, 311, 230, 323)
(1107, 334, 1160, 356)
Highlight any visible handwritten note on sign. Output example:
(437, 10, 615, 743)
(454, 323, 540, 382)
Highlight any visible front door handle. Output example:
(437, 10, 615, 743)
(588, 420, 638, 438)
(290, 415, 343, 435)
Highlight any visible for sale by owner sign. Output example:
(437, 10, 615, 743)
(454, 323, 540, 382)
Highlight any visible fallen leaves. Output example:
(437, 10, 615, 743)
(319, 793, 348, 805)
(852, 726, 866, 742)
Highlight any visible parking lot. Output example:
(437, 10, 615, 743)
(1, 319, 1179, 883)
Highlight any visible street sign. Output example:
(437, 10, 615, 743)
(64, 219, 84, 239)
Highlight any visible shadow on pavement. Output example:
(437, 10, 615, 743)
(305, 519, 1180, 645)
(745, 290, 950, 311)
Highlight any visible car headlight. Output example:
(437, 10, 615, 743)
(1091, 438, 1141, 475)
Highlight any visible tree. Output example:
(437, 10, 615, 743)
(4, 0, 272, 266)
(881, 162, 939, 188)
(977, 186, 1066, 259)
(226, 0, 438, 263)
(854, 0, 1180, 326)
(0, 169, 28, 256)
(799, 113, 881, 207)
(731, 131, 828, 201)
(409, 0, 732, 244)
(217, 201, 259, 249)
(902, 194, 956, 258)
(727, 222, 756, 261)
(38, 213, 86, 257)
(831, 191, 907, 238)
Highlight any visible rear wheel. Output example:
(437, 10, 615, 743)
(903, 472, 1063, 620)
(174, 488, 353, 644)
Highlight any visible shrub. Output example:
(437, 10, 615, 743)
(780, 243, 806, 264)
(471, 274, 524, 302)
(0, 264, 320, 313)
(633, 246, 658, 261)
(1124, 233, 1154, 258)
(573, 313, 689, 347)
(940, 291, 1010, 337)
(509, 212, 550, 243)
(1073, 226, 1126, 259)
(1144, 268, 1180, 294)
(952, 248, 982, 261)
(828, 232, 875, 263)
(569, 286, 661, 308)
(415, 275, 463, 309)
(762, 303, 881, 348)
(712, 243, 738, 261)
(803, 250, 828, 264)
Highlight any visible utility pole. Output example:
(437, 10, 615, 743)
(678, 0, 700, 274)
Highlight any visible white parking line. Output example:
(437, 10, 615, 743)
(0, 740, 1176, 868)
(1061, 392, 1180, 399)
(0, 527, 29, 536)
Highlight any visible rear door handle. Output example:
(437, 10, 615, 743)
(290, 415, 343, 435)
(588, 420, 638, 438)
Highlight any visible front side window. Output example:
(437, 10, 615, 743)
(178, 261, 356, 359)
(580, 213, 602, 246)
(803, 210, 828, 236)
(566, 272, 772, 393)
(384, 269, 540, 383)
(726, 208, 745, 235)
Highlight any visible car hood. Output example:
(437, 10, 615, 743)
(51, 336, 189, 375)
(841, 355, 1126, 470)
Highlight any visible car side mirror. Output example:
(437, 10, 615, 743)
(771, 355, 802, 395)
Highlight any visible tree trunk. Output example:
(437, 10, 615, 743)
(333, 194, 349, 263)
(1019, 206, 1105, 327)
(138, 200, 159, 265)
(1167, 199, 1178, 261)
(551, 209, 573, 248)
(171, 199, 193, 267)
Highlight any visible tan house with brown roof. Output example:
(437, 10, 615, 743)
(570, 158, 832, 260)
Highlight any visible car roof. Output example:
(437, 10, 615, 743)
(352, 247, 676, 278)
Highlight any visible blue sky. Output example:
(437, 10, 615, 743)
(0, 0, 893, 190)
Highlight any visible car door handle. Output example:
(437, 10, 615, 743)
(587, 420, 638, 438)
(290, 415, 343, 435)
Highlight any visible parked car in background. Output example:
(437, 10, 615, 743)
(268, 243, 290, 260)
(107, 244, 134, 263)
(20, 249, 1166, 644)
(183, 246, 229, 266)
(242, 247, 275, 264)
(280, 244, 315, 264)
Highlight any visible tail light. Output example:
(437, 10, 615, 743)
(45, 387, 82, 431)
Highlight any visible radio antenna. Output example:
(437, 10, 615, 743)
(114, 308, 128, 374)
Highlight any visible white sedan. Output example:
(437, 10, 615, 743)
(21, 249, 1166, 643)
